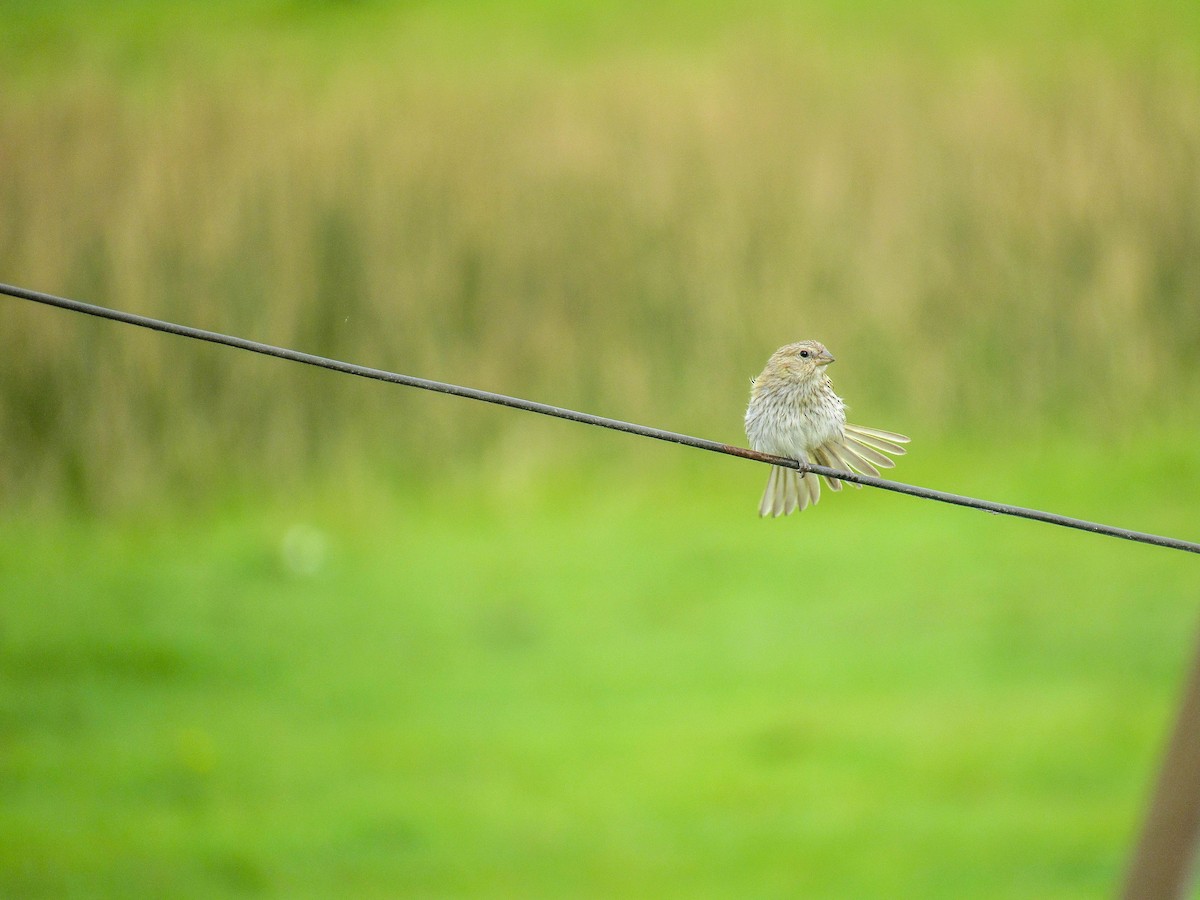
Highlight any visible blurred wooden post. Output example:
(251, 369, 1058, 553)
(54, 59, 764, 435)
(1121, 622, 1200, 899)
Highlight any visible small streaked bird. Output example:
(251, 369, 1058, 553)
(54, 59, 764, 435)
(745, 341, 909, 516)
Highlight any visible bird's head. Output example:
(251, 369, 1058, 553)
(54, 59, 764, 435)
(765, 340, 835, 381)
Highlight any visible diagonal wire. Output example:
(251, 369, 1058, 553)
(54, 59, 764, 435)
(3, 280, 1198, 555)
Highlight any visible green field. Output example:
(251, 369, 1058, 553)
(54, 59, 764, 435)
(2, 1, 1200, 896)
(4, 438, 1199, 896)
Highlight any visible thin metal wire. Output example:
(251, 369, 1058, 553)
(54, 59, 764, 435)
(4, 280, 1198, 555)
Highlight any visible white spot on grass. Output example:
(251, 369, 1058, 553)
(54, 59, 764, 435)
(281, 524, 328, 577)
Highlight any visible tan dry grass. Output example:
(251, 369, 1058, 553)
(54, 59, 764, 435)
(2, 43, 1198, 503)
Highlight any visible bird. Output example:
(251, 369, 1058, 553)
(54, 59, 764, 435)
(744, 340, 909, 516)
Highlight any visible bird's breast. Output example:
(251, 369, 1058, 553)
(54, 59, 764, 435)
(745, 382, 845, 456)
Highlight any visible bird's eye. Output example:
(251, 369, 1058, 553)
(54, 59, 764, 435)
(799, 350, 810, 358)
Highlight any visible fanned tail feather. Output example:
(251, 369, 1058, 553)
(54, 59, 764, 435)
(757, 425, 908, 517)
(844, 424, 909, 455)
(842, 438, 895, 470)
(825, 445, 865, 488)
(811, 447, 844, 491)
(824, 423, 910, 482)
(807, 424, 910, 499)
(758, 464, 821, 517)
(837, 442, 883, 477)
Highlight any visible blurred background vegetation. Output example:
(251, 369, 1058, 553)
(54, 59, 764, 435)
(2, 1, 1199, 896)
(3, 0, 1199, 505)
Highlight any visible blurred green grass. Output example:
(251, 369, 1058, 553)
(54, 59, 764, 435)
(2, 440, 1197, 897)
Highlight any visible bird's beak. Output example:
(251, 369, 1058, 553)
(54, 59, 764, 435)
(817, 350, 835, 366)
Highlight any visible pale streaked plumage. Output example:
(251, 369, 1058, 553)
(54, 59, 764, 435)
(745, 340, 909, 516)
